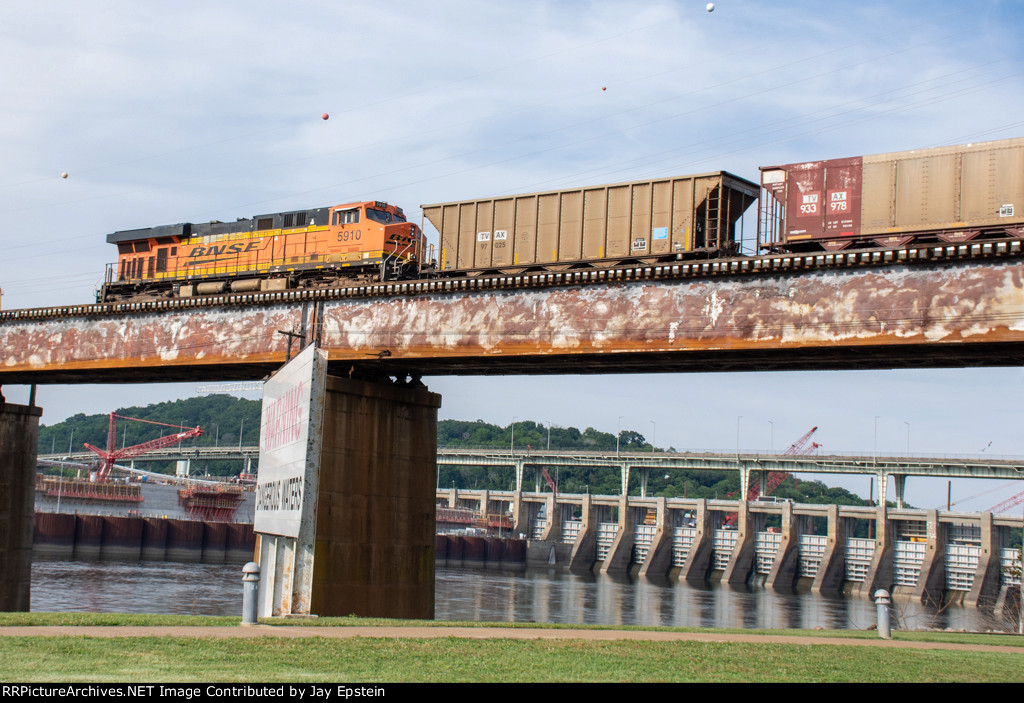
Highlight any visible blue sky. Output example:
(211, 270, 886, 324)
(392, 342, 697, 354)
(3, 1, 1024, 509)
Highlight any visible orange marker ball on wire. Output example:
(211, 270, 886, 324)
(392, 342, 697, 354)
(322, 113, 329, 120)
(61, 172, 68, 179)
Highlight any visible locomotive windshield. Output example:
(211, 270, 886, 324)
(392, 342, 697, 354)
(366, 208, 406, 224)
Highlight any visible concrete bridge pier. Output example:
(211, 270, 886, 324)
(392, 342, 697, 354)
(966, 512, 1002, 607)
(912, 510, 946, 606)
(513, 459, 526, 492)
(639, 497, 673, 578)
(539, 493, 559, 542)
(680, 499, 713, 584)
(861, 505, 894, 599)
(812, 505, 848, 594)
(766, 502, 800, 590)
(568, 493, 597, 573)
(600, 497, 634, 575)
(0, 402, 41, 612)
(893, 474, 907, 509)
(306, 377, 440, 619)
(724, 502, 760, 584)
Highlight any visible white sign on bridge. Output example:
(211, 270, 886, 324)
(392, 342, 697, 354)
(254, 344, 327, 617)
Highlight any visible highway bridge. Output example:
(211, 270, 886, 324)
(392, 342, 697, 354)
(40, 446, 1024, 511)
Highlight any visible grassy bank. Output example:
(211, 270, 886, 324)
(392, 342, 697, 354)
(2, 614, 1023, 682)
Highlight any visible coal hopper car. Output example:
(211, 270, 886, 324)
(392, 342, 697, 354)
(759, 136, 1024, 252)
(421, 171, 759, 275)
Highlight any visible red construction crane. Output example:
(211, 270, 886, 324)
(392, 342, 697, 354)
(84, 412, 203, 480)
(784, 426, 820, 455)
(541, 467, 558, 496)
(988, 489, 1024, 516)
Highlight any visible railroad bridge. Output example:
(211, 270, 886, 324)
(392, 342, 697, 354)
(6, 244, 1024, 615)
(2, 242, 1024, 383)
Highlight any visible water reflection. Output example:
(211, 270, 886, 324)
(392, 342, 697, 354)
(29, 560, 1010, 632)
(31, 559, 242, 617)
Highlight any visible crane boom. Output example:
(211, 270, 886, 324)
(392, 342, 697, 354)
(84, 412, 203, 479)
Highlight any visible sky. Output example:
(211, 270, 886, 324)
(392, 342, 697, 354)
(3, 0, 1024, 511)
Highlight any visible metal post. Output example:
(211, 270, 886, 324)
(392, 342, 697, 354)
(242, 562, 260, 626)
(873, 589, 891, 639)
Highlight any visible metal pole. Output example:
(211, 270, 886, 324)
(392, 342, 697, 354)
(874, 589, 892, 639)
(616, 416, 623, 458)
(242, 562, 260, 626)
(510, 416, 517, 456)
(650, 420, 656, 453)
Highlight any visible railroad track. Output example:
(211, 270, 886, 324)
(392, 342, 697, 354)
(3, 238, 1022, 322)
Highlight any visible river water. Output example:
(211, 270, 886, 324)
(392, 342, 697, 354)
(28, 560, 1015, 632)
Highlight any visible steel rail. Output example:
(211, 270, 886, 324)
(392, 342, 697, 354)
(3, 239, 1021, 323)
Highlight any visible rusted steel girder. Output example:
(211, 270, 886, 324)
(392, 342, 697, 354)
(3, 259, 1024, 384)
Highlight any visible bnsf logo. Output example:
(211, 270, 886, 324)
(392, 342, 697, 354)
(190, 242, 261, 257)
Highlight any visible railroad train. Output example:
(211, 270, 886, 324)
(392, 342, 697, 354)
(97, 136, 1024, 303)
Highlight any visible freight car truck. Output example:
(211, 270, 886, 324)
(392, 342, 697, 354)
(421, 171, 759, 275)
(758, 136, 1024, 252)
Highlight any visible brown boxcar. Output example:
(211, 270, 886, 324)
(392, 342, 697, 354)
(759, 137, 1024, 251)
(421, 172, 758, 274)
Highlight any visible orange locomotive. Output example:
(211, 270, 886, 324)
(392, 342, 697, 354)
(98, 200, 426, 302)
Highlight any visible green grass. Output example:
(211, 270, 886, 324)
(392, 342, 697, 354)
(2, 612, 1023, 647)
(1, 613, 1023, 682)
(0, 635, 1021, 682)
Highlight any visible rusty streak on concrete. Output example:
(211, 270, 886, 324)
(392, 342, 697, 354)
(4, 259, 1024, 383)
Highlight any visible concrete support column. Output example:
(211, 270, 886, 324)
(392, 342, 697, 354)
(966, 512, 1002, 607)
(766, 501, 799, 590)
(912, 509, 946, 605)
(863, 504, 894, 599)
(680, 499, 713, 584)
(446, 486, 457, 508)
(539, 493, 559, 541)
(812, 505, 847, 594)
(478, 489, 489, 521)
(724, 501, 757, 584)
(0, 403, 42, 612)
(511, 492, 527, 537)
(600, 497, 634, 574)
(893, 475, 906, 510)
(309, 377, 440, 619)
(639, 496, 672, 578)
(620, 463, 630, 496)
(568, 493, 596, 573)
(514, 460, 525, 493)
(738, 463, 750, 501)
(639, 468, 649, 498)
